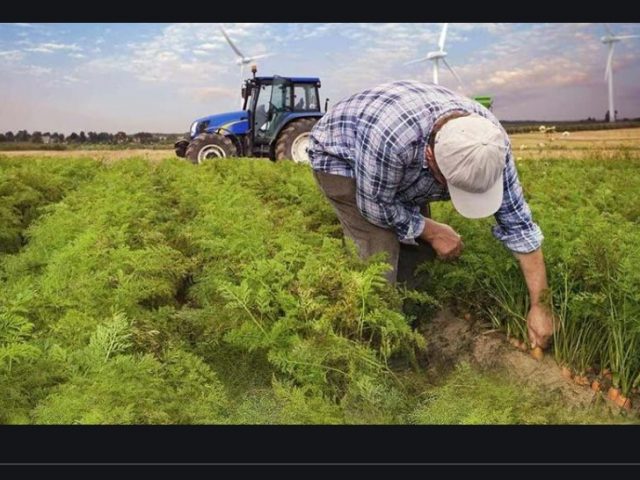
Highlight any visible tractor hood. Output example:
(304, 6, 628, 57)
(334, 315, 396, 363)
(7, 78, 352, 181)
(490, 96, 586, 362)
(192, 110, 249, 137)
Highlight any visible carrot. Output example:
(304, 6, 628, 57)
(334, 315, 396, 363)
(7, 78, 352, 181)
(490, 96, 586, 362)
(530, 346, 544, 361)
(561, 366, 573, 379)
(607, 387, 620, 402)
(574, 375, 589, 386)
(615, 394, 632, 411)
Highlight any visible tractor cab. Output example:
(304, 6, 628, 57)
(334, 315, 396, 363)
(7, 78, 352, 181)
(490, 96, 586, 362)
(242, 73, 322, 157)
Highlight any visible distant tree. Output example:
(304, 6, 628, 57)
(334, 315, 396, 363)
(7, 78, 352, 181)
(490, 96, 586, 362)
(31, 131, 43, 143)
(0, 133, 6, 142)
(79, 131, 87, 143)
(97, 132, 112, 143)
(114, 131, 128, 144)
(133, 132, 153, 144)
(68, 132, 79, 143)
(604, 111, 610, 122)
(5, 131, 14, 142)
(614, 110, 618, 121)
(16, 130, 30, 142)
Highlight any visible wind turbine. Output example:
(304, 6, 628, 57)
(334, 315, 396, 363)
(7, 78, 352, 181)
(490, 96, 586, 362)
(405, 23, 464, 90)
(220, 25, 273, 85)
(601, 23, 639, 122)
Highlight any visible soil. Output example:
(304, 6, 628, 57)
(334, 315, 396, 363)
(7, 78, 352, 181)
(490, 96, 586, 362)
(417, 309, 638, 415)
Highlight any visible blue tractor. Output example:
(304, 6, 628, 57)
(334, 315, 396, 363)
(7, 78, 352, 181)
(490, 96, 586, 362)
(175, 66, 325, 164)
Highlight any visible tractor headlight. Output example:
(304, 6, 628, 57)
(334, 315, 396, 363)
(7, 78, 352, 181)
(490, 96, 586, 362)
(190, 121, 198, 137)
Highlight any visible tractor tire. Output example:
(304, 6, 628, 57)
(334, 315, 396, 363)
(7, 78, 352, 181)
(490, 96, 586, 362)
(185, 133, 237, 165)
(174, 139, 189, 158)
(274, 118, 318, 164)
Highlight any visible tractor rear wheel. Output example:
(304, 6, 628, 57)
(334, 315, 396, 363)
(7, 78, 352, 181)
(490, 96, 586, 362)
(186, 133, 237, 164)
(274, 118, 318, 164)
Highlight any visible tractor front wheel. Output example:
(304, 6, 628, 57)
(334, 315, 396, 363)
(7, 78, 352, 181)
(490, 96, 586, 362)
(186, 133, 237, 164)
(275, 118, 318, 164)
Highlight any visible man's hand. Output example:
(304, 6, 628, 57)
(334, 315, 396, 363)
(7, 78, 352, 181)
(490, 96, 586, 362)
(526, 303, 554, 349)
(420, 218, 463, 260)
(515, 248, 554, 350)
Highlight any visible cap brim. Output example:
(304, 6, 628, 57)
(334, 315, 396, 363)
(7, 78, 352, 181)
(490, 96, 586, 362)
(448, 175, 504, 219)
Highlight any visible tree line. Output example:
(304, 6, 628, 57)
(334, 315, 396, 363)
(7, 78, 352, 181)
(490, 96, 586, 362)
(0, 131, 183, 144)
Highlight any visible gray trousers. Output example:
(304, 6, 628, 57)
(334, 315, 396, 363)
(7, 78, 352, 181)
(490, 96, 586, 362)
(313, 170, 435, 285)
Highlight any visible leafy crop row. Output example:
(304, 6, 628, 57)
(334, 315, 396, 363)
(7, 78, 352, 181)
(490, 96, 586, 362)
(424, 155, 640, 396)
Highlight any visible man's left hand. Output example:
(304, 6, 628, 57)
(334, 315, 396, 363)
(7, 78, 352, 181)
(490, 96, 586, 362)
(526, 303, 554, 349)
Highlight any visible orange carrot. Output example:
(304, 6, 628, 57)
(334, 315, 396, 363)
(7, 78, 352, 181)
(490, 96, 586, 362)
(530, 347, 544, 361)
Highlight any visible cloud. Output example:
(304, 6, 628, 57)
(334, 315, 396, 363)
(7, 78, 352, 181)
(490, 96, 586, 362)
(14, 64, 52, 76)
(184, 85, 238, 102)
(25, 42, 83, 54)
(78, 23, 272, 86)
(61, 74, 80, 83)
(0, 50, 24, 62)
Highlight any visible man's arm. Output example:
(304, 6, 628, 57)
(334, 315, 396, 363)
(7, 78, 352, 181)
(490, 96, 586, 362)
(515, 249, 554, 349)
(493, 149, 554, 349)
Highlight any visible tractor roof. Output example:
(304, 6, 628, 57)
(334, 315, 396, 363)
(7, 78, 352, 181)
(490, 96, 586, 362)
(255, 76, 320, 83)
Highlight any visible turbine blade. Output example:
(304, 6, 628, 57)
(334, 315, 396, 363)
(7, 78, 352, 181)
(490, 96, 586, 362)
(614, 34, 640, 40)
(220, 25, 245, 59)
(248, 53, 273, 61)
(442, 58, 464, 90)
(605, 44, 614, 81)
(603, 23, 614, 36)
(404, 56, 430, 65)
(438, 23, 449, 51)
(433, 59, 439, 84)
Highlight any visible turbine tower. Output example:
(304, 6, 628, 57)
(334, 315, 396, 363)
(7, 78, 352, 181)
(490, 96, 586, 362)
(601, 24, 639, 122)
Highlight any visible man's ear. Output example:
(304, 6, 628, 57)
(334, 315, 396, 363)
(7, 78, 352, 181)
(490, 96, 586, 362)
(425, 145, 435, 166)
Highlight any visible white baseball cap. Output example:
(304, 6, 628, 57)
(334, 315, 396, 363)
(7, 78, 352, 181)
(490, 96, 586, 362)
(433, 114, 507, 219)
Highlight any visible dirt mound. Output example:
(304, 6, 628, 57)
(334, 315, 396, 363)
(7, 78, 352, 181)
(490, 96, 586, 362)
(418, 309, 636, 415)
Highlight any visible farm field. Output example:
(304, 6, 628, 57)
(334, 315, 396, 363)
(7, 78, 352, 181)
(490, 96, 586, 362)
(0, 129, 639, 424)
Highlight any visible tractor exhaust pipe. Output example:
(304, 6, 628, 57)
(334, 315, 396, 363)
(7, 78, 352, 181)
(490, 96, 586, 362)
(324, 98, 330, 112)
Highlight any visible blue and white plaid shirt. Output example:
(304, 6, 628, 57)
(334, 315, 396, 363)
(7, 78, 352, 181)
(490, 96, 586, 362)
(308, 80, 543, 254)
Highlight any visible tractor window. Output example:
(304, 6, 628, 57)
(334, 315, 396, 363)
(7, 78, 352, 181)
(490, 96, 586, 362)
(270, 81, 292, 112)
(254, 83, 272, 132)
(293, 84, 319, 112)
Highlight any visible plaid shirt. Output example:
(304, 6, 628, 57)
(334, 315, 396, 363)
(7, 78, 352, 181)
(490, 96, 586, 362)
(308, 80, 543, 254)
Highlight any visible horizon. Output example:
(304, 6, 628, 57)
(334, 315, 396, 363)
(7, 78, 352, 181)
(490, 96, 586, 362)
(1, 22, 639, 135)
(6, 117, 640, 138)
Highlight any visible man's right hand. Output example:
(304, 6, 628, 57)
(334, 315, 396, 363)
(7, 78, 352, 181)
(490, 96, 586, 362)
(420, 218, 463, 260)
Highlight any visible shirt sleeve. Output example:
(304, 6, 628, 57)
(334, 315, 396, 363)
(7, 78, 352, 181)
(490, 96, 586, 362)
(353, 122, 426, 245)
(492, 148, 544, 253)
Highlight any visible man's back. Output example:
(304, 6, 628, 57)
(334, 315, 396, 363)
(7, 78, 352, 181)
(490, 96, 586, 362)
(309, 80, 500, 176)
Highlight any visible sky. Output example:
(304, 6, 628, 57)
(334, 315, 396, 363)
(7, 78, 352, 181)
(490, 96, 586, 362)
(0, 22, 639, 134)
